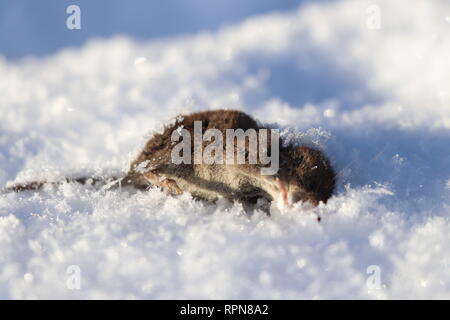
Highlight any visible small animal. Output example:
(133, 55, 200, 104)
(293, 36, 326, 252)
(3, 110, 336, 209)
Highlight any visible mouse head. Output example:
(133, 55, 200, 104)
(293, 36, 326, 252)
(280, 146, 336, 206)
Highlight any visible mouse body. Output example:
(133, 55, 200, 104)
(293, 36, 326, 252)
(121, 110, 336, 206)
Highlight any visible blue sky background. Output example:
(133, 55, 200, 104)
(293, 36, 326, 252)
(0, 0, 331, 60)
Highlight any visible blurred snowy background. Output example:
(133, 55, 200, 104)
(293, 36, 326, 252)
(1, 0, 450, 299)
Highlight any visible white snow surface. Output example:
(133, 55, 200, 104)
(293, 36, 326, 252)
(1, 0, 450, 299)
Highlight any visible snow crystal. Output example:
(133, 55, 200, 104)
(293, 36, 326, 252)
(323, 109, 336, 118)
(133, 57, 147, 65)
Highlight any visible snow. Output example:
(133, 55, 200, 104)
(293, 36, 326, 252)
(1, 0, 450, 299)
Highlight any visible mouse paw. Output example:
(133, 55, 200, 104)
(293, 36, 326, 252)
(162, 178, 182, 195)
(143, 171, 182, 195)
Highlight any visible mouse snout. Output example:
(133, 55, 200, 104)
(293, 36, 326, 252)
(272, 178, 311, 207)
(277, 179, 289, 206)
(265, 176, 316, 207)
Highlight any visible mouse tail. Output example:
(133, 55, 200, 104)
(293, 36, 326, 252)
(1, 175, 125, 194)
